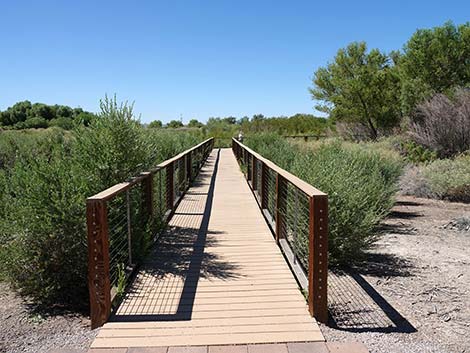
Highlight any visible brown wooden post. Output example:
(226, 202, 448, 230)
(252, 156, 257, 190)
(260, 163, 268, 209)
(308, 195, 328, 323)
(141, 172, 153, 220)
(275, 174, 286, 243)
(166, 162, 174, 210)
(86, 199, 111, 329)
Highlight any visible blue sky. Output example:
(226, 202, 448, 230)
(1, 0, 469, 123)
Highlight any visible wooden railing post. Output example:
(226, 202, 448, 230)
(166, 162, 174, 210)
(275, 174, 286, 243)
(308, 195, 328, 323)
(260, 162, 268, 209)
(86, 200, 111, 329)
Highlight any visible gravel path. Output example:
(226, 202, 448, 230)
(322, 196, 470, 353)
(0, 283, 97, 353)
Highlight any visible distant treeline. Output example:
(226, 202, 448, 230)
(0, 101, 97, 130)
(148, 114, 332, 136)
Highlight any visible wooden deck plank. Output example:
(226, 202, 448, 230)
(91, 331, 323, 348)
(92, 148, 323, 348)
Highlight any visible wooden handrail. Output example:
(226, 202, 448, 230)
(231, 138, 325, 198)
(232, 137, 328, 324)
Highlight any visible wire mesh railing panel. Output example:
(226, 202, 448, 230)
(107, 193, 131, 289)
(279, 183, 311, 272)
(247, 154, 252, 182)
(128, 182, 148, 264)
(255, 159, 262, 200)
(264, 167, 276, 224)
(152, 168, 167, 230)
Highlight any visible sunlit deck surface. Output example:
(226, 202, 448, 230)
(91, 148, 323, 349)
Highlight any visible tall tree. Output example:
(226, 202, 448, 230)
(187, 119, 203, 128)
(148, 120, 163, 128)
(399, 21, 470, 114)
(166, 120, 183, 128)
(310, 42, 401, 139)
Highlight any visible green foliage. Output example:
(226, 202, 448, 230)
(246, 134, 403, 265)
(148, 120, 163, 128)
(0, 101, 97, 129)
(241, 114, 331, 135)
(421, 154, 470, 202)
(187, 119, 203, 128)
(310, 42, 402, 139)
(399, 21, 470, 114)
(399, 140, 437, 164)
(166, 120, 184, 128)
(0, 97, 203, 308)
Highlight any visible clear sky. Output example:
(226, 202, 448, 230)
(1, 0, 469, 123)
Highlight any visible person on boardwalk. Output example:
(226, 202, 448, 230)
(238, 130, 244, 143)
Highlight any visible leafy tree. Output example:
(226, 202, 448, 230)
(31, 103, 54, 120)
(237, 116, 250, 125)
(166, 120, 183, 128)
(310, 42, 401, 139)
(222, 117, 237, 125)
(0, 100, 97, 129)
(148, 120, 163, 128)
(187, 119, 203, 128)
(399, 21, 470, 114)
(49, 117, 75, 130)
(24, 117, 48, 129)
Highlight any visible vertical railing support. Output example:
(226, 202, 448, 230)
(86, 200, 111, 329)
(166, 162, 174, 210)
(275, 174, 286, 243)
(308, 195, 328, 323)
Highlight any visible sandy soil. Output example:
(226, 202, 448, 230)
(322, 196, 470, 353)
(0, 284, 97, 353)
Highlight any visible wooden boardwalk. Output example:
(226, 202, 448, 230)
(90, 148, 323, 349)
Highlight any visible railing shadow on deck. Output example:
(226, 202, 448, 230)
(109, 149, 243, 322)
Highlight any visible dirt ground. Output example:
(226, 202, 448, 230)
(0, 284, 97, 353)
(322, 196, 470, 353)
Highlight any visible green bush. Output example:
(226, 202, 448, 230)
(399, 140, 437, 163)
(246, 134, 403, 265)
(422, 154, 470, 202)
(0, 97, 203, 308)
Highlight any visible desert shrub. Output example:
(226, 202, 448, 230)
(244, 133, 297, 170)
(246, 135, 403, 265)
(410, 89, 470, 158)
(48, 116, 75, 130)
(398, 165, 434, 198)
(399, 140, 437, 163)
(421, 154, 470, 202)
(0, 97, 203, 308)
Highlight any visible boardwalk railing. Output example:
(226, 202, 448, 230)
(86, 138, 214, 328)
(232, 138, 328, 323)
